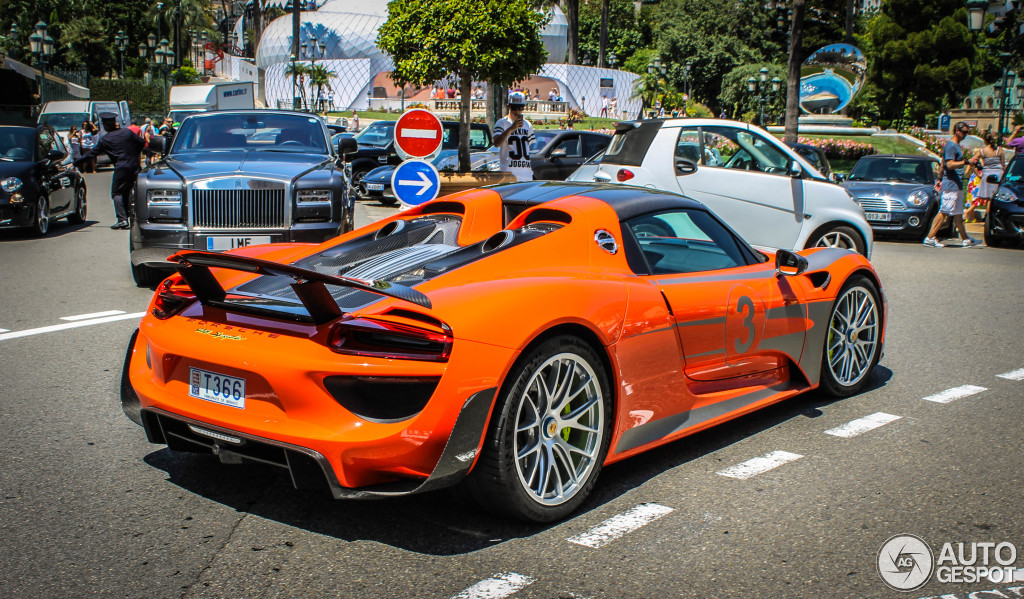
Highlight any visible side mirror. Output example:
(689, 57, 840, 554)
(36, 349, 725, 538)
(338, 136, 357, 156)
(149, 135, 166, 154)
(833, 173, 846, 183)
(675, 159, 697, 176)
(549, 147, 568, 158)
(48, 148, 66, 161)
(789, 161, 804, 178)
(986, 174, 1000, 184)
(775, 249, 808, 277)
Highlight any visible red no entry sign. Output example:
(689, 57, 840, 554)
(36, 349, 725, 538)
(394, 109, 444, 160)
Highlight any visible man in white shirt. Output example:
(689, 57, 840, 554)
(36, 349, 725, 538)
(492, 92, 536, 182)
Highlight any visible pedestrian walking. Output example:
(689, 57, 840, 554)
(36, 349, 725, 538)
(600, 95, 609, 118)
(74, 112, 145, 230)
(923, 121, 982, 248)
(67, 125, 82, 164)
(350, 111, 359, 133)
(140, 118, 157, 166)
(79, 120, 98, 173)
(966, 130, 1004, 223)
(492, 91, 536, 182)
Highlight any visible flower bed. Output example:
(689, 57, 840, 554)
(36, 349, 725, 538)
(797, 137, 876, 160)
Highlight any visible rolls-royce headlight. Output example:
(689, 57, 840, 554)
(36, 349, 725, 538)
(907, 190, 929, 207)
(994, 187, 1018, 204)
(148, 189, 182, 205)
(2, 177, 23, 193)
(297, 189, 331, 204)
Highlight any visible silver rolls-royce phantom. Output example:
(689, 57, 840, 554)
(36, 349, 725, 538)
(130, 110, 357, 286)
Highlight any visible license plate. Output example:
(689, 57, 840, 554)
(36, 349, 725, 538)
(366, 183, 385, 191)
(189, 367, 246, 409)
(865, 212, 891, 221)
(206, 235, 271, 251)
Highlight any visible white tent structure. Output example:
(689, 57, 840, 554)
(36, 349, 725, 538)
(252, 1, 640, 117)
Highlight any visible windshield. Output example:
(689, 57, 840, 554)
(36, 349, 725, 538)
(848, 157, 935, 184)
(0, 129, 34, 161)
(1004, 157, 1024, 183)
(170, 113, 329, 154)
(354, 121, 395, 147)
(39, 113, 90, 130)
(530, 131, 559, 153)
(169, 110, 203, 124)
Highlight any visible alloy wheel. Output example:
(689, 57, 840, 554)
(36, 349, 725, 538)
(826, 285, 879, 387)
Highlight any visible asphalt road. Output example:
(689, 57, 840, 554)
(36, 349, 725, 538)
(1, 170, 1022, 599)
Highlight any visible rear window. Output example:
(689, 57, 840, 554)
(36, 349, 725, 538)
(601, 121, 662, 167)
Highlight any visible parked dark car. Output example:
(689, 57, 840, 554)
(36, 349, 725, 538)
(347, 120, 492, 195)
(132, 110, 357, 286)
(0, 124, 87, 236)
(785, 141, 835, 182)
(985, 154, 1024, 247)
(842, 154, 941, 241)
(529, 130, 612, 180)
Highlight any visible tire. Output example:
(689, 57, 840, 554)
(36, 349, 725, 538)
(132, 262, 164, 287)
(463, 335, 612, 522)
(68, 186, 87, 225)
(351, 169, 369, 198)
(807, 225, 865, 255)
(31, 195, 49, 236)
(983, 209, 1002, 247)
(819, 275, 883, 398)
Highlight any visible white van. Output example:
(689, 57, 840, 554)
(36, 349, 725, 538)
(38, 100, 132, 143)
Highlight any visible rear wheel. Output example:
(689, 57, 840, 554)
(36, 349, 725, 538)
(819, 275, 882, 397)
(463, 335, 611, 522)
(807, 225, 865, 255)
(68, 186, 87, 225)
(983, 209, 1002, 247)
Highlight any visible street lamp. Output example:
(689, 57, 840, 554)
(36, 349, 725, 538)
(29, 21, 54, 106)
(646, 57, 667, 118)
(115, 30, 129, 78)
(747, 67, 782, 127)
(5, 23, 17, 59)
(966, 0, 988, 32)
(683, 60, 692, 99)
(608, 52, 617, 69)
(965, 0, 1019, 142)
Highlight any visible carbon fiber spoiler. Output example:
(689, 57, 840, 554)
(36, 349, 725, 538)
(171, 251, 431, 324)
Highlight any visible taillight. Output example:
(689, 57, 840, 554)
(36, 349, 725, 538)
(617, 169, 634, 182)
(152, 276, 196, 320)
(327, 316, 452, 362)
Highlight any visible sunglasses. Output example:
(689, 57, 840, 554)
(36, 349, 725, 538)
(958, 128, 970, 134)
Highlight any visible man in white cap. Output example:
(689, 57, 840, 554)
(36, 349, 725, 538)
(75, 112, 145, 229)
(493, 91, 536, 181)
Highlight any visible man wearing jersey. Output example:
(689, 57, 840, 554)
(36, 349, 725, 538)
(493, 92, 536, 181)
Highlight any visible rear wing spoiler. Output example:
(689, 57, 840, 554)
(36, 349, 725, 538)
(171, 251, 431, 324)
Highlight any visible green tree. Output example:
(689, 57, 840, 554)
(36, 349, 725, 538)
(284, 62, 311, 110)
(61, 16, 110, 76)
(378, 0, 548, 172)
(577, 0, 650, 68)
(860, 0, 989, 126)
(308, 63, 336, 113)
(648, 0, 780, 113)
(718, 63, 787, 124)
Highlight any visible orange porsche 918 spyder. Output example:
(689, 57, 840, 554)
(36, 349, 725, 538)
(121, 181, 886, 522)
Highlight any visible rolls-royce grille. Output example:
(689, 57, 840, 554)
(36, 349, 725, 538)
(192, 189, 287, 229)
(855, 197, 905, 212)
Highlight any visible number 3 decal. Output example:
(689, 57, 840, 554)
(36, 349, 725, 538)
(725, 285, 765, 362)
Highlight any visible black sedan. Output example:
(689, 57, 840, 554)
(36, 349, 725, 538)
(785, 141, 835, 182)
(985, 154, 1024, 247)
(530, 130, 611, 180)
(0, 124, 87, 236)
(842, 154, 941, 241)
(133, 110, 357, 286)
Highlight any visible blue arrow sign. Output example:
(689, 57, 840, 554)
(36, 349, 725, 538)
(391, 159, 441, 207)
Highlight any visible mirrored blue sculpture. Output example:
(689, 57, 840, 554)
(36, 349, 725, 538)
(799, 43, 867, 114)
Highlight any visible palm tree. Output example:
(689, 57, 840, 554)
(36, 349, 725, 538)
(307, 63, 336, 113)
(284, 62, 311, 109)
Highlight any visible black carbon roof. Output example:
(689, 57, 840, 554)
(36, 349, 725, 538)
(489, 181, 704, 221)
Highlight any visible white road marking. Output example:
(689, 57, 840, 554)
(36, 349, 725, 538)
(922, 385, 988, 404)
(717, 450, 804, 479)
(450, 572, 535, 599)
(60, 310, 127, 321)
(0, 312, 146, 341)
(567, 503, 675, 549)
(824, 412, 902, 438)
(996, 368, 1024, 381)
(0, 329, 7, 333)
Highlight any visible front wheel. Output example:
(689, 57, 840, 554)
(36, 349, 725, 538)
(68, 186, 87, 225)
(463, 336, 612, 522)
(983, 209, 1002, 247)
(807, 225, 865, 255)
(819, 275, 882, 397)
(31, 195, 49, 236)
